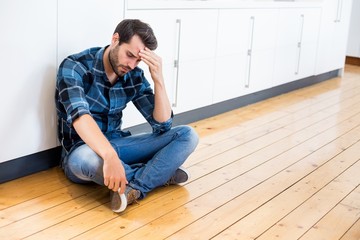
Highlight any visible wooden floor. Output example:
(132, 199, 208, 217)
(1, 65, 360, 240)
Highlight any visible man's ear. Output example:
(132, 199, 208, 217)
(111, 33, 120, 44)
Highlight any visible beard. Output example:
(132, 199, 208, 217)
(108, 46, 131, 77)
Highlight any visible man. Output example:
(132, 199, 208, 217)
(55, 19, 199, 213)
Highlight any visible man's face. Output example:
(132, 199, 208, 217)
(109, 34, 144, 76)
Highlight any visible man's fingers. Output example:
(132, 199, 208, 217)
(103, 158, 128, 193)
(140, 56, 152, 67)
(119, 180, 127, 194)
(112, 180, 120, 192)
(140, 49, 160, 65)
(108, 177, 115, 190)
(104, 177, 109, 187)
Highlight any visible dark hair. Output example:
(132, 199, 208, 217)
(114, 19, 158, 50)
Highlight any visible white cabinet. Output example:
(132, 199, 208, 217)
(214, 9, 278, 103)
(274, 8, 321, 86)
(347, 0, 360, 58)
(174, 11, 218, 113)
(245, 9, 278, 94)
(316, 0, 353, 75)
(124, 10, 218, 116)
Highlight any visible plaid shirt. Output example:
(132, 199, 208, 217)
(55, 46, 173, 152)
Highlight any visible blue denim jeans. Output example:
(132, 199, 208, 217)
(62, 125, 199, 198)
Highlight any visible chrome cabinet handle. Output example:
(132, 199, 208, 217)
(335, 0, 343, 22)
(172, 19, 181, 107)
(295, 14, 304, 75)
(245, 16, 255, 88)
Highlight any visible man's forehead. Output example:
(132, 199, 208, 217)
(127, 36, 145, 57)
(127, 48, 142, 60)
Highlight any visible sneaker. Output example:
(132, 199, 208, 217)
(165, 166, 190, 185)
(110, 186, 140, 213)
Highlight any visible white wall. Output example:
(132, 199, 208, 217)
(347, 0, 360, 57)
(57, 0, 125, 65)
(0, 0, 124, 164)
(0, 0, 58, 163)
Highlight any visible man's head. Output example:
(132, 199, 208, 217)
(114, 19, 157, 51)
(108, 19, 158, 77)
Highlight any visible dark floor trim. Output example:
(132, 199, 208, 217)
(0, 70, 338, 183)
(346, 56, 360, 66)
(0, 147, 62, 183)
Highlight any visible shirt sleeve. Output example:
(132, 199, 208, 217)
(132, 76, 173, 134)
(56, 58, 91, 126)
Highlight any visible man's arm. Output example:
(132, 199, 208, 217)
(139, 47, 172, 123)
(72, 114, 128, 194)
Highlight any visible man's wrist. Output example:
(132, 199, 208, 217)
(101, 146, 118, 162)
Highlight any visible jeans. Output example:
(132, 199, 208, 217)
(62, 125, 199, 198)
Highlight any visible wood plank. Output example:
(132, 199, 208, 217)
(190, 78, 360, 152)
(69, 104, 360, 238)
(257, 162, 360, 240)
(0, 168, 70, 210)
(340, 218, 360, 240)
(0, 184, 101, 228)
(0, 187, 109, 239)
(298, 185, 360, 240)
(187, 87, 360, 169)
(190, 73, 358, 138)
(162, 127, 360, 240)
(210, 148, 360, 240)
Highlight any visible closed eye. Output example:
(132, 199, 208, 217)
(127, 51, 141, 62)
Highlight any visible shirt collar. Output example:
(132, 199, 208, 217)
(92, 46, 127, 84)
(92, 46, 106, 77)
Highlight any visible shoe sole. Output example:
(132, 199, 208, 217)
(178, 166, 191, 183)
(112, 189, 128, 213)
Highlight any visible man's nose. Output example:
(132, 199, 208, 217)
(128, 59, 138, 70)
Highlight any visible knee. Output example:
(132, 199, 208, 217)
(177, 125, 199, 150)
(67, 145, 103, 178)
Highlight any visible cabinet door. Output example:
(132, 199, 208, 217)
(346, 0, 360, 57)
(274, 8, 321, 85)
(125, 9, 218, 115)
(273, 9, 300, 86)
(214, 9, 250, 103)
(297, 8, 321, 80)
(214, 9, 277, 103)
(315, 0, 353, 75)
(245, 9, 278, 94)
(175, 10, 218, 113)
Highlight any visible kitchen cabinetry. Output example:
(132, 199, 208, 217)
(214, 9, 278, 103)
(315, 0, 353, 75)
(274, 8, 321, 86)
(124, 9, 218, 123)
(347, 0, 360, 58)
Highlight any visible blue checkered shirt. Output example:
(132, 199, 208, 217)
(55, 46, 173, 152)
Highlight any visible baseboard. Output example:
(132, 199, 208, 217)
(0, 69, 338, 183)
(346, 56, 360, 66)
(0, 147, 62, 183)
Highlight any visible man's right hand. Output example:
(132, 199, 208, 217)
(73, 114, 128, 194)
(103, 154, 128, 194)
